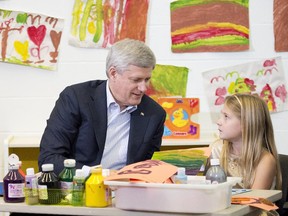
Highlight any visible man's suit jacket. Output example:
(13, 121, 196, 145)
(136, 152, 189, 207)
(38, 80, 166, 175)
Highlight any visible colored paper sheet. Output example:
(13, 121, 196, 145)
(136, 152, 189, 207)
(0, 8, 64, 70)
(69, 0, 149, 48)
(152, 147, 210, 175)
(170, 0, 249, 53)
(274, 0, 288, 52)
(202, 57, 288, 114)
(232, 196, 278, 211)
(147, 64, 189, 101)
(158, 97, 200, 139)
(104, 160, 178, 183)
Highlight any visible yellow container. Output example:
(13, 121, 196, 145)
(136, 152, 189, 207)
(85, 165, 108, 207)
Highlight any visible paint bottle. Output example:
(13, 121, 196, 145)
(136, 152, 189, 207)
(38, 164, 61, 204)
(71, 169, 85, 206)
(206, 158, 227, 184)
(59, 159, 76, 199)
(102, 169, 112, 206)
(17, 161, 26, 178)
(25, 167, 39, 205)
(3, 164, 25, 203)
(174, 167, 187, 184)
(85, 165, 108, 207)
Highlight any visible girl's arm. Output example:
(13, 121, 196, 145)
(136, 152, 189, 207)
(252, 151, 276, 189)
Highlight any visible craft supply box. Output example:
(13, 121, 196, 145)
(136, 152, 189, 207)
(105, 177, 241, 213)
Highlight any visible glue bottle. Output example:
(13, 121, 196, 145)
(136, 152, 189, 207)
(25, 167, 39, 205)
(102, 169, 112, 206)
(71, 169, 85, 206)
(174, 167, 187, 184)
(85, 165, 108, 207)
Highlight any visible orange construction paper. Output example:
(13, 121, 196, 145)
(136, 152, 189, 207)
(104, 160, 178, 183)
(232, 196, 278, 211)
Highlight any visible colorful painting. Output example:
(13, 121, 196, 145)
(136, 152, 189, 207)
(152, 147, 210, 175)
(147, 64, 189, 101)
(170, 0, 249, 53)
(158, 98, 200, 139)
(0, 8, 64, 70)
(274, 0, 288, 52)
(202, 57, 288, 113)
(69, 0, 149, 48)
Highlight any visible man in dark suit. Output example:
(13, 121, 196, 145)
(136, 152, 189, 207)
(38, 38, 166, 175)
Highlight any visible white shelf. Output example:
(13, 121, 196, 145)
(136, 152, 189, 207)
(2, 131, 216, 153)
(2, 133, 217, 174)
(4, 135, 41, 148)
(162, 132, 217, 146)
(4, 132, 217, 148)
(3, 135, 41, 174)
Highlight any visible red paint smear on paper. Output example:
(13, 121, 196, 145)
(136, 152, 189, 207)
(103, 0, 116, 47)
(118, 0, 148, 42)
(263, 59, 276, 67)
(172, 28, 249, 44)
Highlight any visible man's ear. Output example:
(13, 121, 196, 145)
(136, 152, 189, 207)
(108, 67, 117, 79)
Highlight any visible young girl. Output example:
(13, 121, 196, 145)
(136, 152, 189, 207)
(210, 93, 282, 189)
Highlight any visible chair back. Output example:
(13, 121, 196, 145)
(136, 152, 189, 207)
(277, 154, 288, 215)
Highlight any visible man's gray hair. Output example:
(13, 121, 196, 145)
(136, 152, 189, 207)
(106, 38, 156, 76)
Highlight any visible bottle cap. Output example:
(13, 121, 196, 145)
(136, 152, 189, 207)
(177, 167, 186, 176)
(102, 169, 110, 177)
(90, 165, 102, 173)
(42, 164, 54, 172)
(75, 169, 85, 178)
(210, 158, 220, 166)
(64, 159, 76, 167)
(82, 165, 92, 177)
(8, 153, 20, 167)
(26, 168, 35, 176)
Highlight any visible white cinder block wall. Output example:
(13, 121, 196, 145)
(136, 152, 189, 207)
(0, 0, 288, 179)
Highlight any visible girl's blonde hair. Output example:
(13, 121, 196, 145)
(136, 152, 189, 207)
(220, 93, 282, 189)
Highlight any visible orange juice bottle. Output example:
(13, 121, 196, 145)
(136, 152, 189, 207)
(85, 165, 108, 207)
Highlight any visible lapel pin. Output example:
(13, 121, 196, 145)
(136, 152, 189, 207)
(140, 112, 144, 116)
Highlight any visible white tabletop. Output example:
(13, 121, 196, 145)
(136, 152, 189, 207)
(0, 189, 282, 216)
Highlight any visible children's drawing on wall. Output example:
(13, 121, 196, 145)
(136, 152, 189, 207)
(170, 0, 249, 53)
(146, 64, 189, 101)
(0, 8, 64, 70)
(152, 147, 210, 175)
(202, 57, 288, 115)
(274, 0, 288, 52)
(69, 0, 149, 48)
(158, 97, 200, 139)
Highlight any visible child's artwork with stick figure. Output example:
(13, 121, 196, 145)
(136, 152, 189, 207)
(0, 8, 64, 70)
